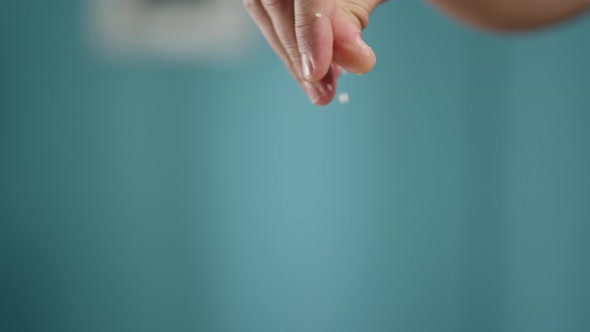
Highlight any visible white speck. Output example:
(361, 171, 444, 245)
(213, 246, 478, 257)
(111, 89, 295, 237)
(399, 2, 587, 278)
(315, 13, 322, 18)
(327, 83, 333, 92)
(338, 92, 349, 104)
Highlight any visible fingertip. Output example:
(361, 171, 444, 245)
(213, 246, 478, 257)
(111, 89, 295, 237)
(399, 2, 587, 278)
(332, 63, 343, 78)
(298, 12, 334, 82)
(345, 52, 377, 75)
(333, 31, 377, 75)
(302, 66, 337, 106)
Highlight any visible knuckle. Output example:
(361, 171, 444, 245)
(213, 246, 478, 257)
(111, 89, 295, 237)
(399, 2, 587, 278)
(284, 43, 301, 60)
(243, 0, 259, 13)
(294, 14, 314, 32)
(356, 11, 370, 29)
(260, 0, 284, 9)
(344, 3, 370, 29)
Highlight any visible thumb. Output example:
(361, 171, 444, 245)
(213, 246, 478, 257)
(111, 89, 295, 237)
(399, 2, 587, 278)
(332, 1, 383, 74)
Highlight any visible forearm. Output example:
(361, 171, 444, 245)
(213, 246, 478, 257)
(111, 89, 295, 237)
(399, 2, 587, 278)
(429, 0, 590, 31)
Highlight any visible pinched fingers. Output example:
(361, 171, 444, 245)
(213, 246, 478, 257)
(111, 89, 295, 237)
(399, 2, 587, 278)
(244, 0, 337, 104)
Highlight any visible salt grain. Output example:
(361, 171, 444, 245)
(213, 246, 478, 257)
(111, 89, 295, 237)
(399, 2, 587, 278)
(315, 13, 322, 18)
(338, 92, 349, 104)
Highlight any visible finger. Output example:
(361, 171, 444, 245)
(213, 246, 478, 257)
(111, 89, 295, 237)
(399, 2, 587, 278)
(294, 0, 336, 82)
(331, 1, 385, 74)
(303, 64, 337, 106)
(244, 0, 297, 76)
(244, 0, 335, 105)
(332, 9, 376, 74)
(261, 0, 311, 82)
(333, 63, 344, 79)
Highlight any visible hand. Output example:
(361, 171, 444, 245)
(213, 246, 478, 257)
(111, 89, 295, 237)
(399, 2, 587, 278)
(244, 0, 386, 105)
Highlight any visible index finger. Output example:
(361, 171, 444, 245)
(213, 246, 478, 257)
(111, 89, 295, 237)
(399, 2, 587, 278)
(295, 0, 336, 82)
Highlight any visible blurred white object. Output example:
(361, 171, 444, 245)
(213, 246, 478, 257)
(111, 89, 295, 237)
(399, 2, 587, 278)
(338, 92, 350, 105)
(88, 0, 256, 62)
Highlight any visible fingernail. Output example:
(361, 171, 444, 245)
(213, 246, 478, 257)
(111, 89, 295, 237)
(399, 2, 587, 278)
(301, 53, 314, 80)
(333, 64, 342, 79)
(355, 33, 372, 55)
(303, 82, 325, 104)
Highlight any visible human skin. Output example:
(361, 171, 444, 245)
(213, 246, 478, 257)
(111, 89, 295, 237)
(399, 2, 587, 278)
(243, 0, 590, 105)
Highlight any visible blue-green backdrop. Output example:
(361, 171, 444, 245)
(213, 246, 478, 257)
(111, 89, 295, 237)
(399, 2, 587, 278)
(1, 1, 589, 332)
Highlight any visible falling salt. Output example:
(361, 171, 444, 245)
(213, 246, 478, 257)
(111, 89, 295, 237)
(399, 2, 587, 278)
(338, 92, 349, 104)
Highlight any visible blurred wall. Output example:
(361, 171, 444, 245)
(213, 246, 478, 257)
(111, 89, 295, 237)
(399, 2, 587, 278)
(1, 1, 589, 332)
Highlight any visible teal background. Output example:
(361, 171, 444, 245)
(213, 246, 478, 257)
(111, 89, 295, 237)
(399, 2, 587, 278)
(1, 1, 589, 331)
